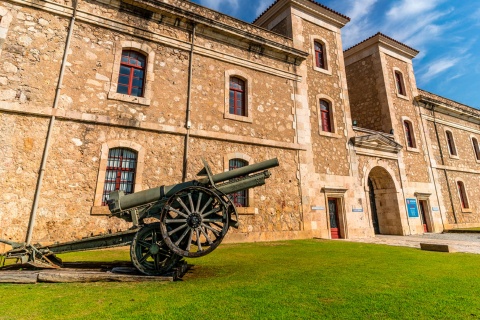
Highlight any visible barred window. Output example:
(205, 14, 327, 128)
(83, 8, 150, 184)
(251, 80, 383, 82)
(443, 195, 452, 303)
(102, 148, 137, 205)
(229, 158, 248, 207)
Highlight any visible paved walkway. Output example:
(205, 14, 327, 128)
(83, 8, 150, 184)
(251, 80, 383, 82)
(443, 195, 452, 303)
(344, 233, 480, 254)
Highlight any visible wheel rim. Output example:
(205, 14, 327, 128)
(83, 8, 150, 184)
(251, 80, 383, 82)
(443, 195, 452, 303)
(130, 223, 180, 275)
(160, 187, 229, 258)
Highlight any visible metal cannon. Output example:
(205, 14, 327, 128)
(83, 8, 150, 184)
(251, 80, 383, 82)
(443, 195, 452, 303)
(0, 158, 279, 276)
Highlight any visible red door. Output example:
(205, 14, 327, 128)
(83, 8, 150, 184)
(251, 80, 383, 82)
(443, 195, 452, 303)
(328, 198, 340, 239)
(418, 200, 429, 233)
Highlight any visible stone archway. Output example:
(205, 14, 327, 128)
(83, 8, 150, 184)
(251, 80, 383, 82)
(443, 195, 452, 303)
(367, 166, 403, 235)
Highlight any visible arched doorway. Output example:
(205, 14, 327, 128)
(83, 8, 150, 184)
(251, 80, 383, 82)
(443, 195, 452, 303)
(367, 167, 403, 235)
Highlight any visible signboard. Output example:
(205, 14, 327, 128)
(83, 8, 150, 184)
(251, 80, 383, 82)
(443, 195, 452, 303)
(311, 206, 325, 211)
(352, 207, 363, 212)
(432, 207, 439, 212)
(406, 198, 419, 218)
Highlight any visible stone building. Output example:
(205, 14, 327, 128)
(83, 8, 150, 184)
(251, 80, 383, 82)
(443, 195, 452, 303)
(0, 0, 479, 251)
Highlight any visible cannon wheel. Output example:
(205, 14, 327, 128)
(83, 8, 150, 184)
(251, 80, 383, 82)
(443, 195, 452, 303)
(160, 186, 229, 258)
(130, 223, 181, 275)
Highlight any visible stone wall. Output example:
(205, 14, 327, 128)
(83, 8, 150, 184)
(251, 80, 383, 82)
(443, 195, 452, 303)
(345, 54, 384, 132)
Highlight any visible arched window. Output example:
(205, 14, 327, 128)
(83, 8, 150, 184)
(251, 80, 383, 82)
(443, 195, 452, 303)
(229, 77, 246, 116)
(472, 137, 480, 161)
(403, 120, 415, 148)
(117, 50, 146, 97)
(102, 148, 137, 205)
(314, 41, 326, 69)
(457, 181, 469, 209)
(320, 99, 332, 132)
(446, 130, 457, 156)
(229, 158, 248, 207)
(394, 70, 406, 96)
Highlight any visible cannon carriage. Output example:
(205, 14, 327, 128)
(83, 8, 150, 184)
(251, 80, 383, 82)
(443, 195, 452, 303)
(1, 158, 279, 276)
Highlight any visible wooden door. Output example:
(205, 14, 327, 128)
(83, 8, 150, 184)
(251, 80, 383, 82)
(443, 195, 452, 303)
(418, 200, 429, 233)
(328, 198, 341, 239)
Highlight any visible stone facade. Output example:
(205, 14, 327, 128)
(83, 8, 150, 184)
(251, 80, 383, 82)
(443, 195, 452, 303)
(0, 0, 479, 252)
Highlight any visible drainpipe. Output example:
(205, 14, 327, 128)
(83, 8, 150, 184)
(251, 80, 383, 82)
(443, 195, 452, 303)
(182, 22, 196, 182)
(431, 105, 457, 224)
(25, 0, 78, 245)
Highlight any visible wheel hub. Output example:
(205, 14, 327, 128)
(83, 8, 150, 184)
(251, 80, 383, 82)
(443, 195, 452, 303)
(149, 243, 160, 255)
(187, 213, 202, 229)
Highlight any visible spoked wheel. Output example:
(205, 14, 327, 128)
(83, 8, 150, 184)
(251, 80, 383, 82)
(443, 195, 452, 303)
(130, 223, 181, 275)
(160, 186, 229, 258)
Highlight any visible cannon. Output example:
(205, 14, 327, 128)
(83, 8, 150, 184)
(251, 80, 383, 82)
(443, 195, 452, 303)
(0, 158, 279, 276)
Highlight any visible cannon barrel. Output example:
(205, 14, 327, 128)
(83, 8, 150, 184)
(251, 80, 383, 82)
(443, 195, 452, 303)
(108, 158, 279, 214)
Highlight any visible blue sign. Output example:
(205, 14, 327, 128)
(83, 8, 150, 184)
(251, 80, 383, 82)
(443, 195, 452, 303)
(406, 198, 419, 218)
(352, 208, 363, 212)
(432, 207, 439, 212)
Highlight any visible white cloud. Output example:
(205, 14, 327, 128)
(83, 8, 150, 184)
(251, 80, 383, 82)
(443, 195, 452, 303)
(386, 0, 444, 21)
(255, 0, 275, 17)
(197, 0, 239, 13)
(341, 0, 379, 48)
(419, 57, 462, 83)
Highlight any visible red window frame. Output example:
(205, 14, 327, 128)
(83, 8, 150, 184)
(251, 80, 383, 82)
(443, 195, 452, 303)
(117, 50, 146, 97)
(446, 131, 457, 156)
(457, 181, 469, 209)
(229, 77, 246, 116)
(102, 148, 137, 205)
(404, 121, 415, 148)
(314, 41, 326, 69)
(395, 71, 406, 96)
(229, 159, 248, 207)
(473, 137, 480, 160)
(320, 99, 332, 132)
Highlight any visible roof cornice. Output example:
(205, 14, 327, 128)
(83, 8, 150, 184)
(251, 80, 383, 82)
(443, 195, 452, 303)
(344, 33, 419, 60)
(254, 0, 350, 29)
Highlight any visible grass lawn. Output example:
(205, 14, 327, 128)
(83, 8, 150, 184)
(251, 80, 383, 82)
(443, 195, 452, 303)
(1, 239, 479, 320)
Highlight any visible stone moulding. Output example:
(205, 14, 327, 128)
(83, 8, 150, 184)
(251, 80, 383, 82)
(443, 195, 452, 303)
(0, 102, 307, 151)
(351, 133, 403, 154)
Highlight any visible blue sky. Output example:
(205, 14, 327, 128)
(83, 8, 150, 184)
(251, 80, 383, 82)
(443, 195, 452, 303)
(190, 0, 480, 109)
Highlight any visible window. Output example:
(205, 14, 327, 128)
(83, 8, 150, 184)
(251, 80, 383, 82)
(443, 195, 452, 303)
(102, 148, 137, 205)
(472, 137, 480, 161)
(446, 130, 457, 156)
(229, 158, 248, 207)
(394, 70, 406, 96)
(457, 181, 469, 209)
(229, 77, 246, 116)
(117, 50, 146, 97)
(314, 41, 326, 69)
(403, 120, 415, 148)
(108, 41, 154, 105)
(320, 99, 332, 132)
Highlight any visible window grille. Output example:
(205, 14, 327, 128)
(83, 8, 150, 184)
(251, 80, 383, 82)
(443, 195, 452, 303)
(102, 148, 137, 205)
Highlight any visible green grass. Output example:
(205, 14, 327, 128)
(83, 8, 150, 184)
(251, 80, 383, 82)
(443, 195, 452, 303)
(1, 239, 480, 320)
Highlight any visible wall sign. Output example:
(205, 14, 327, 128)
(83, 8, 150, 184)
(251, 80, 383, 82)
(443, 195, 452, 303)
(432, 207, 439, 211)
(352, 207, 363, 212)
(311, 206, 325, 210)
(406, 198, 419, 218)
